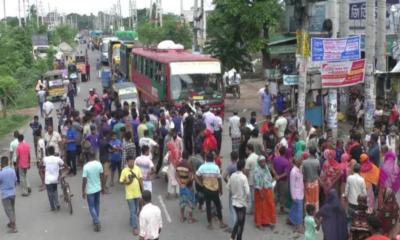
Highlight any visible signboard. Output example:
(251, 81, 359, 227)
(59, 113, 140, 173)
(349, 0, 399, 31)
(321, 59, 366, 88)
(283, 75, 299, 85)
(311, 36, 361, 62)
(170, 61, 221, 75)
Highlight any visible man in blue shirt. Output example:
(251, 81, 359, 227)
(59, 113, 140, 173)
(109, 132, 122, 186)
(65, 120, 77, 176)
(0, 156, 18, 233)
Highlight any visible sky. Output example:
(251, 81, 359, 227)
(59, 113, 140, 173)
(0, 0, 214, 17)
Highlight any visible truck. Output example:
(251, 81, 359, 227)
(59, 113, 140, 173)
(100, 37, 118, 65)
(32, 34, 50, 60)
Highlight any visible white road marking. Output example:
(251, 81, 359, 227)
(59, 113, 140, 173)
(158, 195, 172, 223)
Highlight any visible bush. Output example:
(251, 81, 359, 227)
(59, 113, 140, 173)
(0, 115, 30, 139)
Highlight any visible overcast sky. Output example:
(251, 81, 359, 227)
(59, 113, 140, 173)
(1, 0, 214, 17)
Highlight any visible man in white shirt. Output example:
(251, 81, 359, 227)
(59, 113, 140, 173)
(203, 107, 217, 134)
(229, 111, 241, 153)
(43, 97, 55, 128)
(139, 190, 162, 240)
(275, 112, 288, 139)
(134, 145, 155, 192)
(139, 130, 159, 160)
(244, 144, 259, 215)
(43, 146, 64, 211)
(343, 163, 367, 215)
(44, 126, 62, 156)
(227, 159, 249, 240)
(37, 86, 47, 117)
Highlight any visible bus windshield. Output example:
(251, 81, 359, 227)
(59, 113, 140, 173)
(113, 47, 120, 58)
(170, 74, 223, 100)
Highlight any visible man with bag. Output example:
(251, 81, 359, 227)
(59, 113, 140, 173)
(120, 155, 143, 236)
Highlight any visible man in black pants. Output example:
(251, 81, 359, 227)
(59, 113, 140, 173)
(227, 160, 249, 240)
(195, 152, 227, 230)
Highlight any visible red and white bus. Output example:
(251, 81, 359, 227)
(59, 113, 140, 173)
(130, 47, 225, 114)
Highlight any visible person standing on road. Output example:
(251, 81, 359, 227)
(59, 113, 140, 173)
(254, 156, 276, 229)
(120, 155, 143, 236)
(29, 116, 43, 159)
(289, 158, 304, 233)
(9, 131, 20, 184)
(65, 120, 77, 176)
(302, 147, 321, 211)
(227, 159, 249, 240)
(44, 125, 62, 157)
(43, 97, 55, 129)
(82, 152, 104, 232)
(37, 86, 47, 117)
(135, 145, 155, 192)
(0, 156, 18, 233)
(260, 86, 272, 117)
(109, 132, 123, 187)
(86, 63, 91, 81)
(229, 111, 241, 153)
(244, 144, 258, 215)
(176, 151, 196, 223)
(214, 111, 223, 155)
(223, 151, 238, 233)
(16, 134, 31, 197)
(272, 146, 290, 214)
(195, 152, 227, 230)
(239, 117, 251, 161)
(43, 146, 64, 211)
(67, 81, 76, 110)
(139, 190, 163, 240)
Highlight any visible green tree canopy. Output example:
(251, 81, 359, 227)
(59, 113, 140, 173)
(206, 0, 283, 72)
(0, 75, 19, 117)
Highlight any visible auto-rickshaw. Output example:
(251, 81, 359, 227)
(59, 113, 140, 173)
(43, 70, 66, 101)
(75, 55, 87, 82)
(112, 82, 139, 109)
(223, 68, 241, 99)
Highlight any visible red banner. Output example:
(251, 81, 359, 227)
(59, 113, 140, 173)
(321, 59, 365, 88)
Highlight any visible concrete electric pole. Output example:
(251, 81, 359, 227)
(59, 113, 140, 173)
(364, 0, 376, 131)
(338, 0, 349, 114)
(376, 0, 386, 71)
(18, 0, 22, 27)
(296, 0, 309, 129)
(327, 0, 339, 139)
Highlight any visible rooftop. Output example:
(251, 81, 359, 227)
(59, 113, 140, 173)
(131, 48, 218, 63)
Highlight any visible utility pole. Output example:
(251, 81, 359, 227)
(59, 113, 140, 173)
(193, 0, 199, 52)
(22, 0, 26, 25)
(132, 0, 137, 29)
(364, 0, 376, 131)
(18, 0, 22, 27)
(35, 0, 39, 27)
(327, 0, 339, 139)
(3, 0, 6, 28)
(338, 0, 349, 114)
(376, 0, 386, 71)
(296, 0, 309, 129)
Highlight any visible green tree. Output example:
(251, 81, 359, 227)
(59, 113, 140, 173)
(137, 16, 192, 49)
(206, 0, 283, 72)
(0, 75, 19, 117)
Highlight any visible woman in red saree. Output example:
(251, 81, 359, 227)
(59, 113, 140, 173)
(319, 149, 346, 196)
(165, 132, 183, 198)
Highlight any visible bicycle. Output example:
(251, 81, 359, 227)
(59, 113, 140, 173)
(60, 172, 74, 215)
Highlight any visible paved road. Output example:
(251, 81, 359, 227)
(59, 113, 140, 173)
(0, 43, 322, 240)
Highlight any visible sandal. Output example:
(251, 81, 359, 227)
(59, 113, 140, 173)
(219, 223, 227, 229)
(8, 228, 17, 233)
(207, 224, 213, 230)
(187, 218, 197, 224)
(180, 217, 187, 223)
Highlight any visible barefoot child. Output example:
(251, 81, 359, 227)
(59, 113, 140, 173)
(304, 204, 319, 240)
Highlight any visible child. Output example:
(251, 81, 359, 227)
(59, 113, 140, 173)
(304, 204, 319, 240)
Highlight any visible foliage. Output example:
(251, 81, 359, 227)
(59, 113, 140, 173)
(137, 15, 193, 49)
(49, 24, 77, 46)
(0, 75, 19, 117)
(0, 115, 30, 139)
(206, 0, 283, 71)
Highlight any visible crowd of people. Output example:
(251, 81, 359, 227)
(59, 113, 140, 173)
(1, 74, 400, 240)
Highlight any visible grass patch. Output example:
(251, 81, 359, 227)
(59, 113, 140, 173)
(0, 114, 31, 139)
(14, 88, 37, 109)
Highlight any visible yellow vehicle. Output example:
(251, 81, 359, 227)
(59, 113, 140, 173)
(43, 70, 66, 100)
(112, 43, 121, 66)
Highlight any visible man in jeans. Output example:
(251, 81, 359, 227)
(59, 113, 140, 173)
(16, 134, 31, 197)
(82, 152, 104, 232)
(120, 155, 143, 236)
(43, 146, 64, 211)
(195, 152, 227, 230)
(0, 156, 18, 233)
(29, 116, 42, 159)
